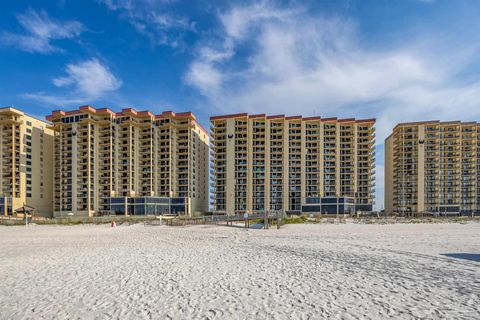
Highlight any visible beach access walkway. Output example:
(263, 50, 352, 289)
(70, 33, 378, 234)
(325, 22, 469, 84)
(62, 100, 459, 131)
(145, 211, 284, 228)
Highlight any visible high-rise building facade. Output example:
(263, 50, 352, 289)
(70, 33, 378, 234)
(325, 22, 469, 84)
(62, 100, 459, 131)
(47, 106, 209, 217)
(385, 121, 480, 216)
(0, 107, 54, 217)
(211, 113, 375, 215)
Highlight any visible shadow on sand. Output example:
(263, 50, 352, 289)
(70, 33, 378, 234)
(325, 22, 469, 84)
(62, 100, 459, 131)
(441, 253, 480, 263)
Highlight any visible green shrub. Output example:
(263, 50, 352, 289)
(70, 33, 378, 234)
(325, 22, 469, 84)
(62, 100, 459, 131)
(283, 215, 307, 224)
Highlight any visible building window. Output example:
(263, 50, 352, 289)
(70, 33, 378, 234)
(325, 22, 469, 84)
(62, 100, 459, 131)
(26, 121, 32, 126)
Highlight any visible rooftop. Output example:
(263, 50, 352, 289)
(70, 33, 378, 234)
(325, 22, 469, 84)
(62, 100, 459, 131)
(0, 106, 52, 125)
(391, 120, 480, 131)
(210, 113, 375, 123)
(46, 105, 208, 135)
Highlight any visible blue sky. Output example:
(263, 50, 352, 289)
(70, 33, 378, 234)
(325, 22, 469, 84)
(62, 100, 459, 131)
(2, 0, 480, 209)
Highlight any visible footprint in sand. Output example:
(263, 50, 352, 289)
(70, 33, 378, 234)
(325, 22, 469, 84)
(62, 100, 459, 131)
(206, 308, 224, 318)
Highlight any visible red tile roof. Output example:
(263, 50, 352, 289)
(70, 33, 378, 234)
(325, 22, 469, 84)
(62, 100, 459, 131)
(46, 106, 208, 135)
(209, 113, 375, 124)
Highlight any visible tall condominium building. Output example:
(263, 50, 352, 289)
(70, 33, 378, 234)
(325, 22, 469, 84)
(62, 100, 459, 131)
(385, 121, 480, 216)
(47, 106, 209, 217)
(210, 114, 375, 215)
(0, 107, 54, 217)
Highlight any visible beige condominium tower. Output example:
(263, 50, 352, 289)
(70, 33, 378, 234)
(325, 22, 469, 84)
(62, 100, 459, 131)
(385, 121, 480, 216)
(47, 106, 209, 217)
(210, 113, 376, 215)
(0, 107, 54, 217)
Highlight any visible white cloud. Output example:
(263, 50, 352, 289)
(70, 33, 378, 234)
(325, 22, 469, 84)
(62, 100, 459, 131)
(23, 58, 122, 105)
(53, 59, 122, 97)
(219, 1, 295, 41)
(186, 1, 480, 210)
(99, 0, 193, 47)
(0, 8, 83, 53)
(186, 62, 223, 96)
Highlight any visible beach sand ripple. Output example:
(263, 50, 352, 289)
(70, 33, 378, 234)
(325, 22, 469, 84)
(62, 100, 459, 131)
(0, 223, 479, 319)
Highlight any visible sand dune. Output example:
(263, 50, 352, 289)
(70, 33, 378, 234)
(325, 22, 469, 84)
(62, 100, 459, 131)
(0, 223, 479, 319)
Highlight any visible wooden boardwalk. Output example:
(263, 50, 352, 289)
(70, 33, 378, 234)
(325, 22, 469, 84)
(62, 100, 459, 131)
(145, 212, 284, 229)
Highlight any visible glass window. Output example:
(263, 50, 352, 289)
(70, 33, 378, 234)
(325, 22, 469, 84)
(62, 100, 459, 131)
(322, 198, 337, 204)
(322, 205, 337, 214)
(302, 205, 320, 212)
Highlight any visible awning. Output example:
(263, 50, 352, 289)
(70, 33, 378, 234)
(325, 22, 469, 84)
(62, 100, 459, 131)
(14, 206, 35, 214)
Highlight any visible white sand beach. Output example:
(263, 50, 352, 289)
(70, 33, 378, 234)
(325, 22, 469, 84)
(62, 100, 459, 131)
(0, 222, 479, 319)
